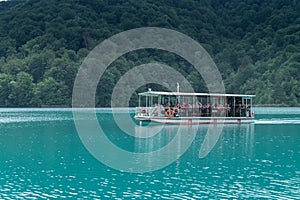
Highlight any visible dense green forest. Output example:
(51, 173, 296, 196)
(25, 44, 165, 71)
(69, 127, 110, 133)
(0, 0, 299, 107)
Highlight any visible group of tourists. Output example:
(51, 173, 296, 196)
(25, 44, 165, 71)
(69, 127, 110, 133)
(149, 102, 251, 118)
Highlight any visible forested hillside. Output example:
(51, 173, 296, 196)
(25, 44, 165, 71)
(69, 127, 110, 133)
(0, 0, 299, 107)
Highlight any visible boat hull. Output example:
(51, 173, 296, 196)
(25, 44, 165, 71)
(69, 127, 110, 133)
(134, 116, 254, 125)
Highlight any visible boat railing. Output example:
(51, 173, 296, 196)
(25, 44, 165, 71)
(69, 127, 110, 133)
(135, 105, 253, 118)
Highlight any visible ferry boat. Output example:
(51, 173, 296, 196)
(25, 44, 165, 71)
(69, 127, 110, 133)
(134, 88, 255, 125)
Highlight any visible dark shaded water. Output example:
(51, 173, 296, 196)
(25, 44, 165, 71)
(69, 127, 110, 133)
(0, 108, 299, 199)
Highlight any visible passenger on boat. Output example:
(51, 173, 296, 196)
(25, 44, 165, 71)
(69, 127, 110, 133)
(198, 101, 203, 111)
(159, 104, 165, 116)
(207, 103, 212, 117)
(201, 103, 210, 117)
(211, 104, 217, 117)
(216, 104, 224, 117)
(174, 104, 180, 117)
(181, 103, 188, 116)
(150, 103, 159, 116)
(224, 104, 230, 117)
(227, 103, 232, 117)
(188, 103, 193, 116)
(246, 105, 251, 117)
(193, 103, 199, 116)
(164, 102, 170, 109)
(241, 104, 246, 117)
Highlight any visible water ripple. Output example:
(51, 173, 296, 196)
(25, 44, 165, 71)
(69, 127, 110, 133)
(255, 118, 300, 124)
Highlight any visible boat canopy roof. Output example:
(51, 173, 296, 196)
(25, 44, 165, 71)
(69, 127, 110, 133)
(138, 91, 255, 98)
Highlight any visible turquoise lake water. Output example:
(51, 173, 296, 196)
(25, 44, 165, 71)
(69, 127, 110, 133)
(0, 108, 299, 199)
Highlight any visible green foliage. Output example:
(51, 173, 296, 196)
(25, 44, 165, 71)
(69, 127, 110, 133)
(0, 0, 299, 107)
(34, 77, 68, 106)
(7, 72, 34, 107)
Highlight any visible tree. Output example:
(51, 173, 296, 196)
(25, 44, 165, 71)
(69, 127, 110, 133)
(7, 72, 35, 107)
(34, 77, 68, 106)
(0, 73, 12, 106)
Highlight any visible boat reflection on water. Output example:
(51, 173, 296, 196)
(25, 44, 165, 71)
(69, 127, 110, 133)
(133, 124, 198, 171)
(133, 123, 255, 169)
(193, 124, 255, 161)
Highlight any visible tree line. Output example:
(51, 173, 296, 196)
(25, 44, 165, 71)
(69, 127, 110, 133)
(0, 0, 299, 107)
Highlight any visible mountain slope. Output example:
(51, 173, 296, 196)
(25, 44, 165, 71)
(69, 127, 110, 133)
(0, 0, 299, 107)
